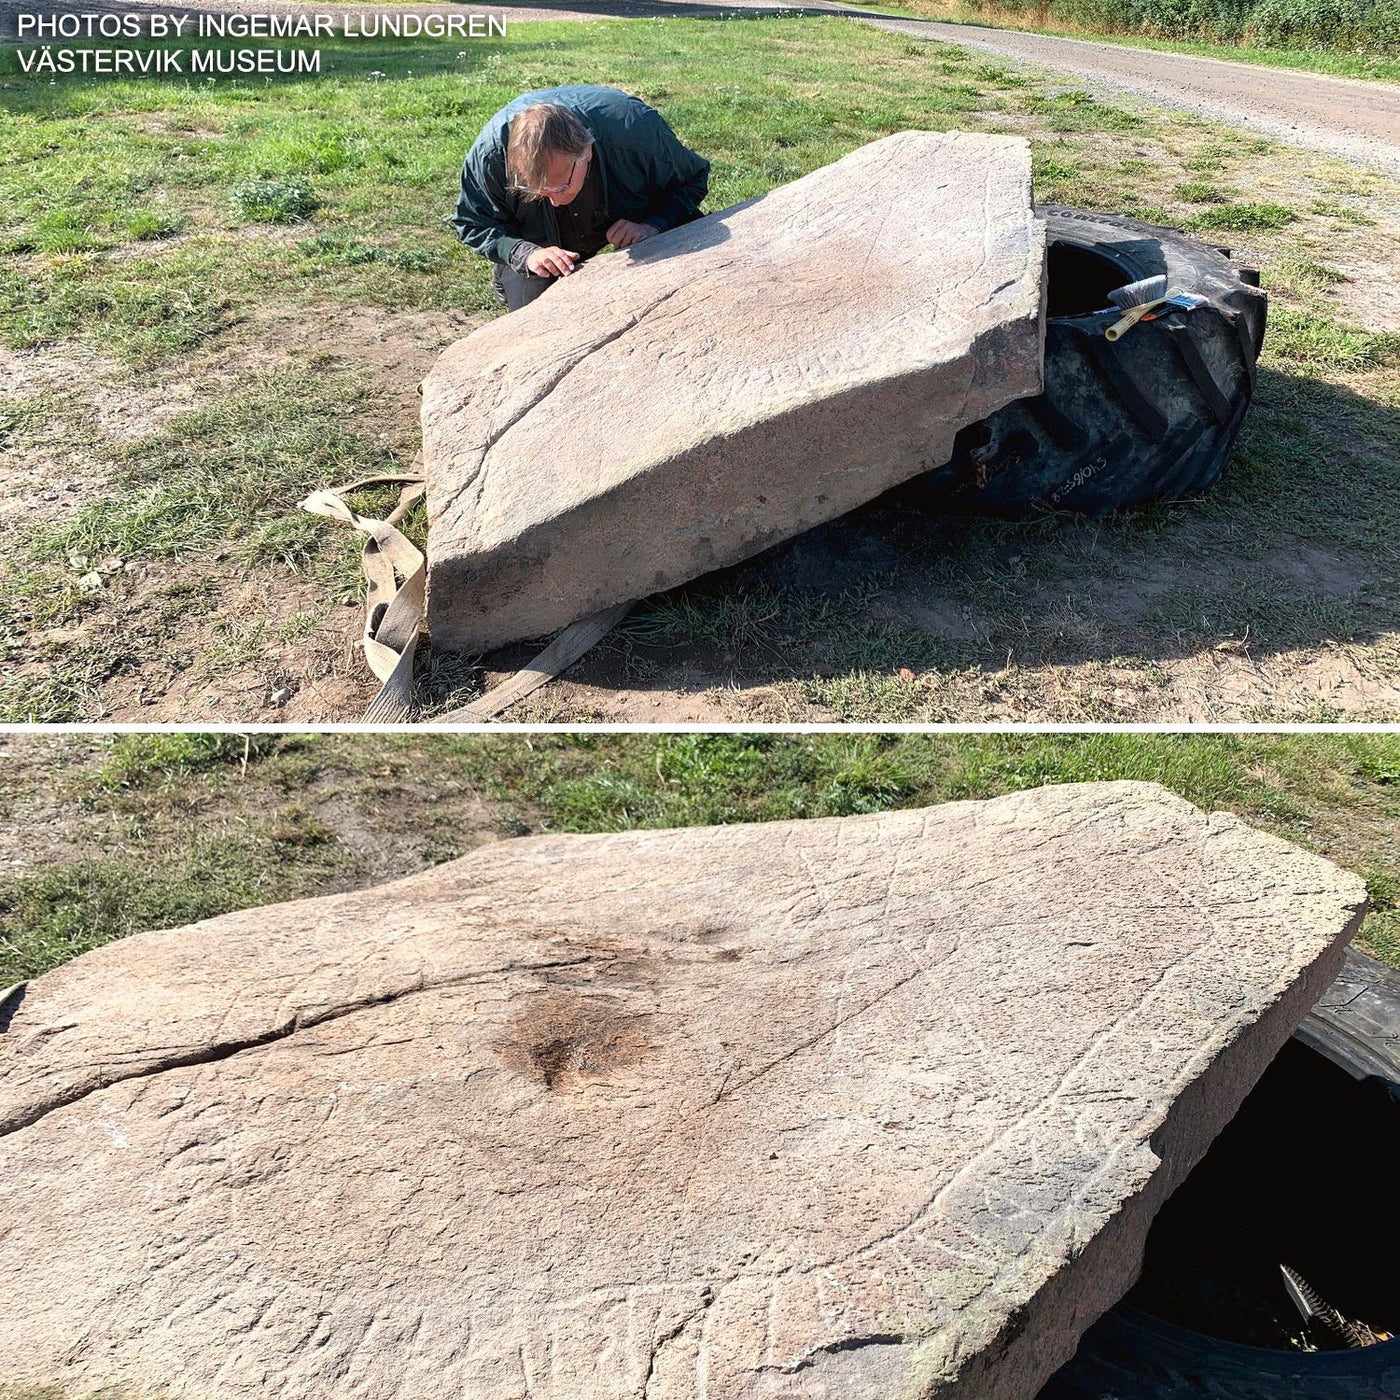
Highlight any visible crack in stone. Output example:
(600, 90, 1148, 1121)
(760, 1332, 907, 1375)
(432, 285, 687, 528)
(640, 1287, 716, 1399)
(708, 966, 922, 1108)
(0, 953, 612, 1141)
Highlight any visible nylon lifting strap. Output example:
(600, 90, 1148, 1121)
(429, 601, 633, 723)
(300, 470, 427, 724)
(301, 470, 631, 723)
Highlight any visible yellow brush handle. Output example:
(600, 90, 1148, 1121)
(1105, 294, 1172, 341)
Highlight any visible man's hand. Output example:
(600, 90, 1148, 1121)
(607, 219, 660, 249)
(525, 245, 580, 278)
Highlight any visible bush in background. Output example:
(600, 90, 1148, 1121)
(963, 0, 1400, 53)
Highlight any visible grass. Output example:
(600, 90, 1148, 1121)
(1266, 254, 1349, 296)
(1310, 198, 1375, 225)
(88, 732, 273, 788)
(2, 17, 1399, 721)
(0, 370, 411, 722)
(30, 374, 395, 565)
(1174, 181, 1229, 203)
(0, 19, 1014, 364)
(0, 818, 342, 979)
(2, 253, 235, 364)
(1188, 201, 1298, 232)
(3, 733, 1398, 983)
(229, 176, 321, 223)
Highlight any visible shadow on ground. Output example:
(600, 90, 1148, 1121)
(418, 364, 1400, 721)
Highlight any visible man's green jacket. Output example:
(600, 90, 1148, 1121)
(452, 85, 710, 268)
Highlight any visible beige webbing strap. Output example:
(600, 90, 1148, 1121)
(300, 471, 427, 724)
(301, 471, 632, 723)
(430, 602, 633, 724)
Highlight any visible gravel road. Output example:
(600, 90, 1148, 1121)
(860, 18, 1400, 179)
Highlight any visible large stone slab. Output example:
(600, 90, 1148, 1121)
(0, 783, 1364, 1400)
(422, 131, 1044, 651)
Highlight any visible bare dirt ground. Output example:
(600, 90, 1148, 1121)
(3, 303, 484, 724)
(0, 737, 112, 873)
(0, 733, 513, 894)
(502, 530, 1400, 726)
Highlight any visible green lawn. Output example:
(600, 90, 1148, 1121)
(1, 20, 1008, 354)
(2, 733, 1398, 984)
(3, 17, 1399, 722)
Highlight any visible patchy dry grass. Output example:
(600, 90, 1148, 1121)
(3, 18, 1399, 721)
(3, 732, 1397, 981)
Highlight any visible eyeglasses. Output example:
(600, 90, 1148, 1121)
(512, 149, 588, 197)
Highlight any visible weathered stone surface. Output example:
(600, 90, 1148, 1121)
(422, 131, 1044, 651)
(0, 783, 1364, 1400)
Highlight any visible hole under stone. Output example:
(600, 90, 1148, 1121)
(1045, 242, 1132, 319)
(1127, 1038, 1400, 1352)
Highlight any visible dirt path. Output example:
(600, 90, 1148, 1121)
(860, 18, 1400, 179)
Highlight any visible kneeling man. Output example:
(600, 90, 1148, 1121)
(452, 85, 710, 311)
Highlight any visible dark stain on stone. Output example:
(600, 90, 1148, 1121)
(691, 924, 731, 944)
(498, 993, 655, 1093)
(687, 922, 744, 962)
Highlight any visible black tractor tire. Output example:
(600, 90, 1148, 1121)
(922, 206, 1269, 518)
(1039, 1304, 1400, 1400)
(1037, 949, 1400, 1400)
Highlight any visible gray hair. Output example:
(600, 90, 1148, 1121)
(507, 103, 593, 196)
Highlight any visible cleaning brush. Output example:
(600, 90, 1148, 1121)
(1279, 1264, 1390, 1348)
(1105, 274, 1171, 341)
